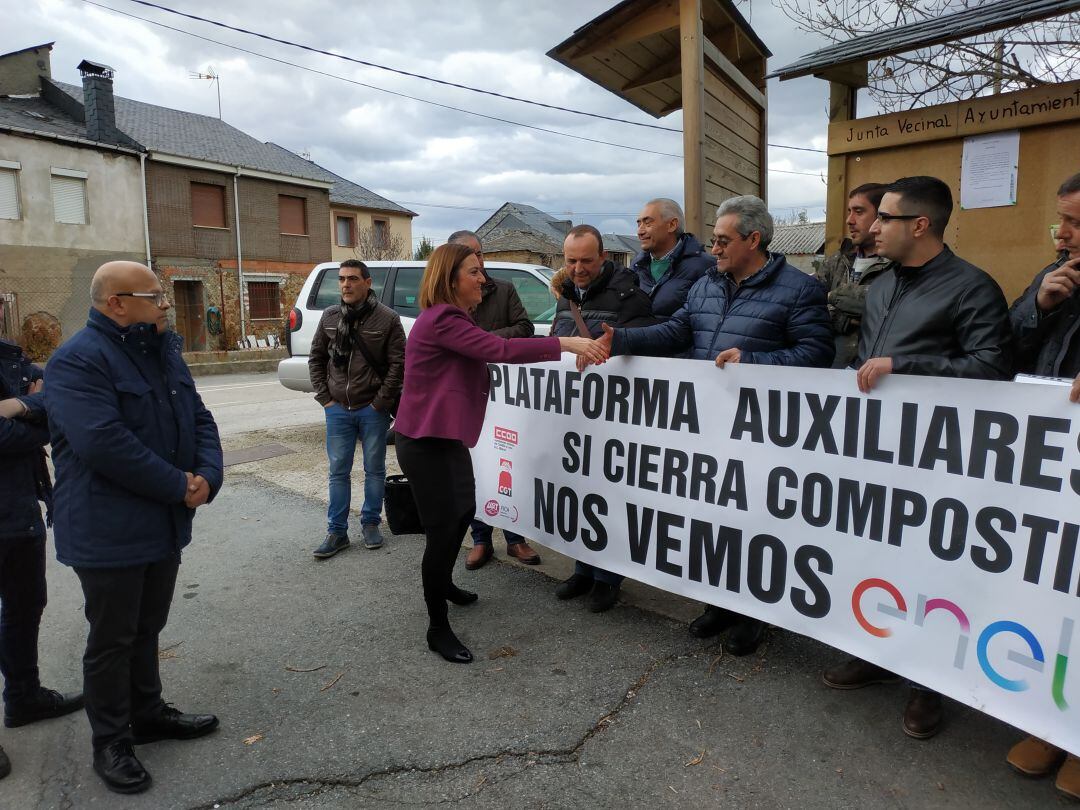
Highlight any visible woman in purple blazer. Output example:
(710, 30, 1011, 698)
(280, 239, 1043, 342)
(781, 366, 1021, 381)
(395, 243, 606, 664)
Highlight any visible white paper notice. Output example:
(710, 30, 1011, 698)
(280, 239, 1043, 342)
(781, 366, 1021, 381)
(960, 131, 1019, 209)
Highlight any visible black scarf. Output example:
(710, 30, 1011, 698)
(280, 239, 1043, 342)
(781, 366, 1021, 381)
(330, 293, 375, 369)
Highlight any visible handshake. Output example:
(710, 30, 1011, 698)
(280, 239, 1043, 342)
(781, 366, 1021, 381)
(558, 322, 616, 372)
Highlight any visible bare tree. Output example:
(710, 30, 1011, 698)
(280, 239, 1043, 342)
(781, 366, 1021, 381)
(353, 222, 409, 261)
(776, 1, 1079, 111)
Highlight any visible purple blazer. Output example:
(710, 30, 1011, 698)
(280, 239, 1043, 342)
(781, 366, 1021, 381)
(394, 304, 561, 447)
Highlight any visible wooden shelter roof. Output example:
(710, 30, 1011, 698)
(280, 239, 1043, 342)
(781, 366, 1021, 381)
(547, 0, 771, 118)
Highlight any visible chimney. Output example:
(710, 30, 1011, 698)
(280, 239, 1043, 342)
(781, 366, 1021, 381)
(78, 59, 119, 143)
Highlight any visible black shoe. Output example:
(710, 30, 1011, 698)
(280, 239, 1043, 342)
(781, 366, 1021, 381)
(313, 532, 350, 559)
(131, 705, 219, 744)
(689, 605, 736, 639)
(723, 618, 767, 657)
(588, 581, 620, 613)
(4, 687, 84, 728)
(0, 744, 10, 780)
(555, 573, 593, 600)
(427, 626, 473, 664)
(446, 584, 478, 606)
(93, 741, 151, 794)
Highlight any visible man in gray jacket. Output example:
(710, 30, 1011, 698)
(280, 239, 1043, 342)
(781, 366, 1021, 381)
(309, 259, 405, 558)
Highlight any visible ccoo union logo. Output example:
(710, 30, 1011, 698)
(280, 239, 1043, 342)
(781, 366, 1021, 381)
(494, 426, 518, 445)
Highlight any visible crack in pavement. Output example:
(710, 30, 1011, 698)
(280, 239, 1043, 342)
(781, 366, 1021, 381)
(191, 648, 704, 808)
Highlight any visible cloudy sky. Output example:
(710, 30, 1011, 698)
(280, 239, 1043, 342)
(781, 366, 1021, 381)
(4, 0, 844, 248)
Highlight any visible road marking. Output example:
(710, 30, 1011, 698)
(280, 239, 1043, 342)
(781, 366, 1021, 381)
(197, 381, 281, 392)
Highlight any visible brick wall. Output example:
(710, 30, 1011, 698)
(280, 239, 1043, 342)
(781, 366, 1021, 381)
(146, 162, 331, 264)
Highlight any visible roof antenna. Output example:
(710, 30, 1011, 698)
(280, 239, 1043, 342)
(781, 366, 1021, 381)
(188, 66, 221, 119)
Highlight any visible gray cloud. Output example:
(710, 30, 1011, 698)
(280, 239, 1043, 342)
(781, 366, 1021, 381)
(3, 0, 840, 245)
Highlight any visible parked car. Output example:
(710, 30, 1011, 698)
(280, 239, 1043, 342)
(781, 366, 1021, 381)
(278, 260, 557, 392)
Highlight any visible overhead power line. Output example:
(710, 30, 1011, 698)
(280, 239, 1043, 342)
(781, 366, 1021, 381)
(123, 0, 683, 133)
(117, 0, 828, 155)
(79, 0, 683, 159)
(79, 0, 826, 170)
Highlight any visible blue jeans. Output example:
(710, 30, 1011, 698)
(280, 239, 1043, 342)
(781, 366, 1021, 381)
(325, 403, 391, 532)
(574, 561, 624, 586)
(469, 519, 524, 547)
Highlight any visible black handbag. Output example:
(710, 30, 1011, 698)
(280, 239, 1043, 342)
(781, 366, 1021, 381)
(384, 474, 423, 535)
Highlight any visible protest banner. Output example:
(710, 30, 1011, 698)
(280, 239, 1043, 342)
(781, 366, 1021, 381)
(472, 357, 1080, 755)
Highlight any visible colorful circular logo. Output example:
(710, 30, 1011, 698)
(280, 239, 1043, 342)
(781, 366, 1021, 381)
(484, 500, 499, 516)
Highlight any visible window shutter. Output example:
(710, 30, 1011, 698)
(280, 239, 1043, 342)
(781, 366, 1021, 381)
(0, 170, 19, 220)
(52, 175, 88, 224)
(191, 183, 226, 228)
(279, 195, 306, 235)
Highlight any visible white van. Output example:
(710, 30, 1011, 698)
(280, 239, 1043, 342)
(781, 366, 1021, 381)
(278, 260, 557, 392)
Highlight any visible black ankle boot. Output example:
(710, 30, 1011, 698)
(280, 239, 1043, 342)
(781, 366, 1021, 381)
(426, 626, 473, 664)
(446, 584, 478, 605)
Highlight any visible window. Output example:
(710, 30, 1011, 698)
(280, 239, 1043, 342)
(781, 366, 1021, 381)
(247, 281, 281, 320)
(372, 218, 389, 248)
(279, 195, 307, 235)
(486, 268, 557, 324)
(191, 182, 226, 228)
(51, 169, 88, 224)
(390, 266, 423, 317)
(335, 215, 355, 247)
(0, 162, 20, 220)
(311, 265, 389, 310)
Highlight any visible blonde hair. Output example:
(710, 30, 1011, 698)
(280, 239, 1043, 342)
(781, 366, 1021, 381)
(419, 243, 474, 309)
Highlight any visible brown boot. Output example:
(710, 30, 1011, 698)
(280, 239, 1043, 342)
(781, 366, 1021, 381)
(1007, 736, 1065, 777)
(505, 541, 541, 565)
(1056, 755, 1080, 800)
(902, 688, 943, 739)
(465, 543, 493, 570)
(822, 658, 901, 690)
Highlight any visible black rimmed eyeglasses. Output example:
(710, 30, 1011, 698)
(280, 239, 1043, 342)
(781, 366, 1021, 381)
(115, 292, 169, 306)
(875, 212, 925, 224)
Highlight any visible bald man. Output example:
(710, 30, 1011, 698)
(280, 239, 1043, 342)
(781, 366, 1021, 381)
(45, 262, 223, 794)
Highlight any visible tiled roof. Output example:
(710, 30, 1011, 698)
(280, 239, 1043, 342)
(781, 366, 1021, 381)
(52, 79, 327, 181)
(477, 202, 572, 245)
(602, 233, 641, 255)
(769, 0, 1080, 80)
(770, 222, 826, 256)
(0, 94, 132, 149)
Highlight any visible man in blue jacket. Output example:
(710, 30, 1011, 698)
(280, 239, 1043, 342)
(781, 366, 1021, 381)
(0, 339, 83, 780)
(599, 195, 833, 656)
(45, 261, 223, 795)
(631, 198, 714, 319)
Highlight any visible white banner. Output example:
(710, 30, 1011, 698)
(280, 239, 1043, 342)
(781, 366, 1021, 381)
(472, 357, 1080, 755)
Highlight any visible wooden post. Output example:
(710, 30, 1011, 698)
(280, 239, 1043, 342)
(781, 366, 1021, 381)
(820, 61, 866, 255)
(679, 0, 706, 238)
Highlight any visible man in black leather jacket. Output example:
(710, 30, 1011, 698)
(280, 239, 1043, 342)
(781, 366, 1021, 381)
(823, 176, 1013, 742)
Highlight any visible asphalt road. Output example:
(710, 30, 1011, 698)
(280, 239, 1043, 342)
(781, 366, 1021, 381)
(1, 372, 1065, 808)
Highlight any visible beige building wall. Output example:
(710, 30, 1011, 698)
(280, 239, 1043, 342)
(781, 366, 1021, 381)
(330, 207, 413, 262)
(0, 134, 145, 345)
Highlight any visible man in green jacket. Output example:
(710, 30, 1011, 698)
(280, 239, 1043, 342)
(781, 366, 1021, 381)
(814, 183, 892, 368)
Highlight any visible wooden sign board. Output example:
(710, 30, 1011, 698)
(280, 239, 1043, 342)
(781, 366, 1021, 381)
(828, 80, 1080, 155)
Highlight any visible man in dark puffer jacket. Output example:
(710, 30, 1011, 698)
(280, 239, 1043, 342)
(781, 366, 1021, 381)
(551, 225, 658, 613)
(600, 195, 833, 655)
(0, 338, 83, 780)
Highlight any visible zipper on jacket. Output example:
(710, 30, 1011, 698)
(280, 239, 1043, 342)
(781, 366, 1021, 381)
(869, 272, 909, 358)
(707, 275, 740, 357)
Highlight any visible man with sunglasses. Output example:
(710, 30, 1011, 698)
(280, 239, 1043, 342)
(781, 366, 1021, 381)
(310, 259, 405, 558)
(45, 261, 223, 793)
(823, 176, 1013, 741)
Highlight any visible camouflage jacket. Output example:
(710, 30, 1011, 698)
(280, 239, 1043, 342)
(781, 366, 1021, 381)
(813, 240, 891, 367)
